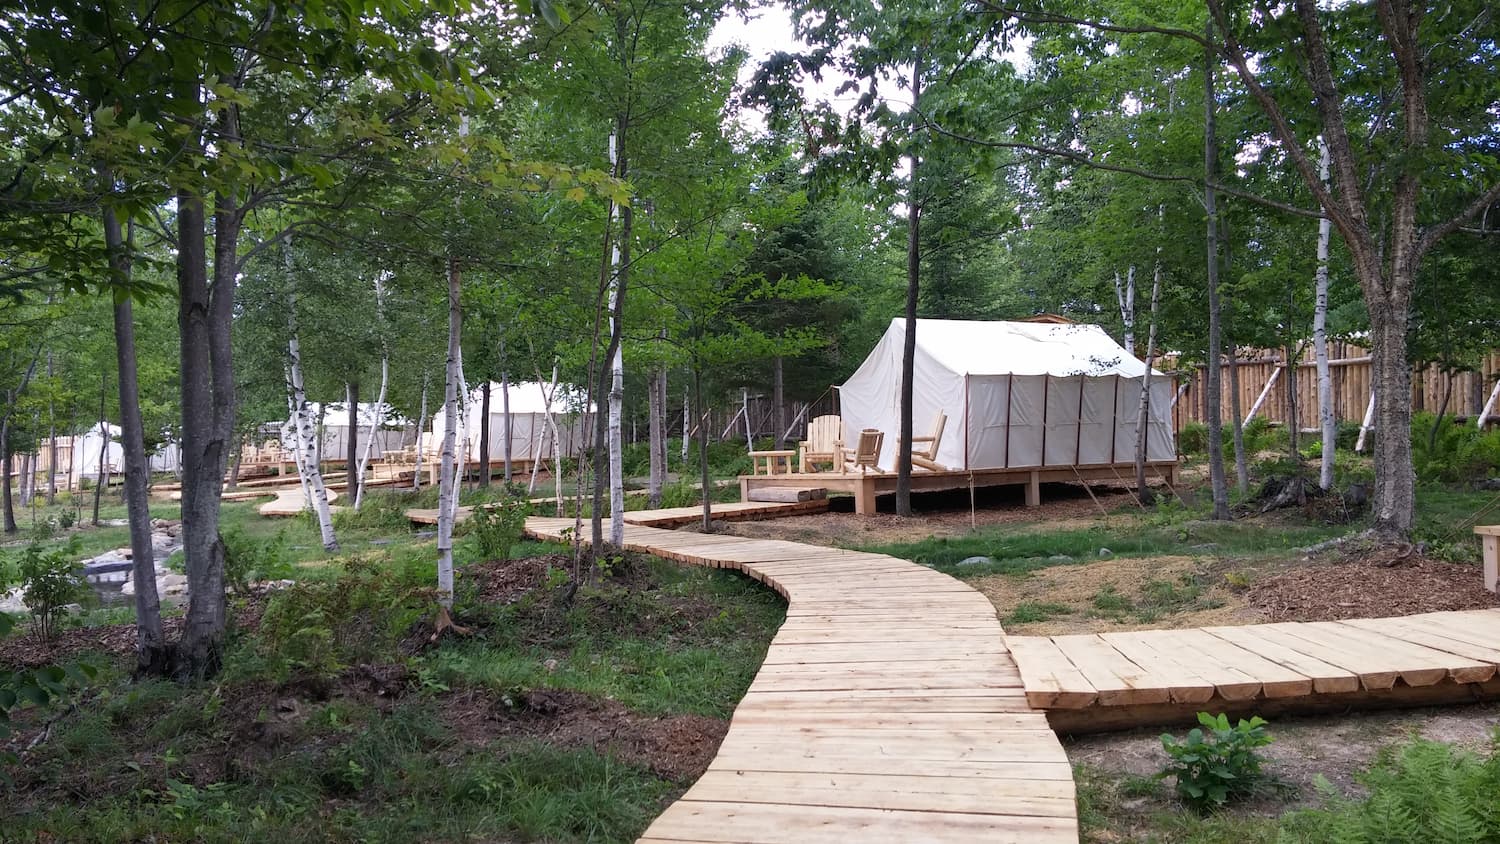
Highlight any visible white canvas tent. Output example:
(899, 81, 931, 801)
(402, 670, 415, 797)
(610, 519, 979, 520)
(279, 402, 414, 462)
(430, 381, 593, 463)
(839, 319, 1175, 471)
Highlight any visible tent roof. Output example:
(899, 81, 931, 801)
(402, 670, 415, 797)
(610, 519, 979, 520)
(882, 318, 1160, 378)
(468, 382, 593, 415)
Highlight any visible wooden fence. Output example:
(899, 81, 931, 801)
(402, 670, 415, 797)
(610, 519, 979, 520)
(1168, 342, 1500, 432)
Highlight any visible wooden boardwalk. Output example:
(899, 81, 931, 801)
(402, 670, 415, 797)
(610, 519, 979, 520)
(524, 516, 1077, 843)
(408, 496, 826, 527)
(1009, 610, 1500, 733)
(258, 486, 341, 517)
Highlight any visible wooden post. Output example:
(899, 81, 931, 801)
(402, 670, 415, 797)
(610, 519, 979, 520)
(1025, 470, 1041, 507)
(854, 476, 877, 515)
(1475, 526, 1499, 592)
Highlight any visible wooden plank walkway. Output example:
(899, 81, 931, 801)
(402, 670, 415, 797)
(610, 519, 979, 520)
(1009, 610, 1500, 733)
(524, 516, 1077, 844)
(408, 496, 826, 527)
(258, 486, 341, 517)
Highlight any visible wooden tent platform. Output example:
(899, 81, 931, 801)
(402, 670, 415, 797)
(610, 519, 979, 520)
(523, 516, 1076, 843)
(1008, 610, 1500, 733)
(741, 461, 1179, 515)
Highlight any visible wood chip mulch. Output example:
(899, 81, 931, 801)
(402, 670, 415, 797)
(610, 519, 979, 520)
(1246, 553, 1500, 622)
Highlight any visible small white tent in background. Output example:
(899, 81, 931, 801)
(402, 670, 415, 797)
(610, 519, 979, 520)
(430, 381, 593, 467)
(70, 421, 123, 483)
(839, 319, 1175, 470)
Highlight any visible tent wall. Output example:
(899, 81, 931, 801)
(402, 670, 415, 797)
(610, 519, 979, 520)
(962, 374, 1173, 469)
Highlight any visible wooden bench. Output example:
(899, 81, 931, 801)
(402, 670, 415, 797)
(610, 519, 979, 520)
(1476, 525, 1499, 592)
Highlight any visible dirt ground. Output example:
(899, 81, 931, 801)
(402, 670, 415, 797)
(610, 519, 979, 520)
(1069, 701, 1500, 828)
(719, 483, 1139, 547)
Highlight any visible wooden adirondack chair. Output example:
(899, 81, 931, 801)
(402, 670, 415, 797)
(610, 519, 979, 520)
(798, 415, 844, 473)
(898, 411, 948, 471)
(843, 428, 885, 474)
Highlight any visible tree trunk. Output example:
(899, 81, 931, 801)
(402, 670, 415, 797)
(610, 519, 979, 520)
(896, 49, 924, 519)
(1368, 293, 1416, 535)
(1134, 263, 1162, 497)
(345, 381, 360, 503)
(696, 366, 712, 532)
(1312, 140, 1336, 490)
(1429, 376, 1453, 449)
(1227, 347, 1249, 495)
(1285, 345, 1300, 463)
(413, 375, 428, 490)
(1114, 267, 1136, 354)
(681, 387, 691, 463)
(437, 258, 463, 609)
(502, 366, 513, 484)
(607, 197, 631, 548)
(93, 377, 108, 527)
(773, 356, 786, 449)
(356, 357, 388, 509)
(478, 380, 491, 489)
(45, 351, 56, 506)
(1204, 19, 1231, 520)
(285, 246, 338, 550)
(1, 422, 13, 534)
(648, 366, 665, 508)
(102, 198, 170, 675)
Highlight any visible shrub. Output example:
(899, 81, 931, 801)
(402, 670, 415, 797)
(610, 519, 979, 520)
(1284, 734, 1500, 842)
(334, 489, 419, 533)
(1178, 417, 1278, 458)
(14, 538, 85, 642)
(1178, 422, 1209, 456)
(1160, 712, 1274, 811)
(467, 485, 531, 563)
(658, 478, 703, 509)
(222, 527, 294, 594)
(1411, 411, 1500, 483)
(257, 554, 435, 679)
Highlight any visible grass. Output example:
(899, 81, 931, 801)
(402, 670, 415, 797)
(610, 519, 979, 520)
(2, 524, 785, 842)
(1004, 601, 1072, 625)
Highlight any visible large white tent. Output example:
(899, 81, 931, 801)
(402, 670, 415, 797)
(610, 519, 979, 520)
(839, 319, 1175, 471)
(431, 381, 593, 463)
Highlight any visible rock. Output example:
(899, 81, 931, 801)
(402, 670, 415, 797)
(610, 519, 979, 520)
(956, 556, 993, 567)
(1047, 554, 1074, 562)
(1478, 478, 1500, 492)
(1097, 548, 1113, 557)
(415, 530, 436, 539)
(369, 538, 394, 546)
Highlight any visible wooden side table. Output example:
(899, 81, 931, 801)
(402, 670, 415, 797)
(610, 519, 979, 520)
(749, 450, 796, 476)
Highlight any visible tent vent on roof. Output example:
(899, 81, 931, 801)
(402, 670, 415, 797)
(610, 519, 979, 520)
(838, 319, 1175, 471)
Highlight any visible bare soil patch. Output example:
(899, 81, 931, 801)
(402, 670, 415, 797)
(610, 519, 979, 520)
(1070, 701, 1500, 830)
(436, 687, 726, 782)
(721, 483, 1138, 547)
(1246, 554, 1500, 621)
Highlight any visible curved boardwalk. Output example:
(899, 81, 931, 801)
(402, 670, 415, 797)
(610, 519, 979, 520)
(258, 486, 340, 517)
(524, 517, 1077, 843)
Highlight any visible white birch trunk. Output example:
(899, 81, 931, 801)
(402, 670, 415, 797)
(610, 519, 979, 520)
(449, 344, 469, 527)
(1114, 266, 1136, 353)
(1134, 263, 1162, 495)
(287, 327, 338, 550)
(1313, 140, 1337, 491)
(680, 387, 690, 462)
(287, 390, 313, 509)
(606, 135, 626, 546)
(355, 275, 390, 508)
(437, 259, 462, 609)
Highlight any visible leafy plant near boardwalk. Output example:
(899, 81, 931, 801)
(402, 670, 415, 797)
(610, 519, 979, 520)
(13, 538, 86, 642)
(222, 528, 294, 595)
(1281, 734, 1500, 842)
(0, 614, 97, 743)
(1160, 712, 1274, 811)
(466, 487, 531, 564)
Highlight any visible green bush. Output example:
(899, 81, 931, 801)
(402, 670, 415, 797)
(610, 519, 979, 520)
(1160, 712, 1274, 811)
(466, 484, 531, 563)
(256, 555, 434, 679)
(1283, 734, 1500, 842)
(13, 537, 85, 642)
(222, 527, 294, 594)
(1412, 412, 1500, 483)
(1178, 417, 1278, 458)
(333, 489, 420, 533)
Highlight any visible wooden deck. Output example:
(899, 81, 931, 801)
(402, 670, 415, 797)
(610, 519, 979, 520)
(258, 486, 341, 517)
(1008, 610, 1500, 733)
(741, 461, 1179, 515)
(524, 516, 1077, 843)
(405, 485, 811, 527)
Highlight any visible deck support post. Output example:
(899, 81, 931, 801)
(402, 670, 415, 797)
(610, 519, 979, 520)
(1026, 471, 1041, 507)
(1477, 527, 1499, 592)
(854, 476, 877, 515)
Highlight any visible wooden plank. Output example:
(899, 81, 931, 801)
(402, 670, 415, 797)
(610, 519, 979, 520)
(1339, 618, 1500, 682)
(1049, 634, 1170, 705)
(1255, 623, 1404, 690)
(1153, 628, 1308, 699)
(1005, 636, 1098, 709)
(641, 801, 1079, 844)
(1098, 631, 1218, 704)
(1205, 624, 1361, 694)
(681, 770, 1075, 818)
